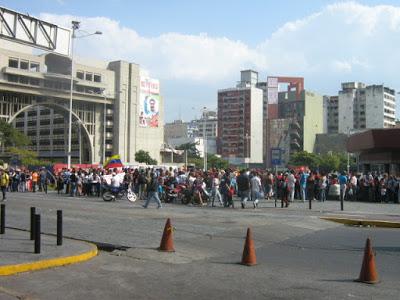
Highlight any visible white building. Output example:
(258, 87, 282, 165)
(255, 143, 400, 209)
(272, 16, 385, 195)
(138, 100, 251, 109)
(337, 82, 396, 134)
(0, 47, 164, 164)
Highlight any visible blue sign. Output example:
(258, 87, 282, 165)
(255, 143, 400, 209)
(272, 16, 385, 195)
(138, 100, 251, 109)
(271, 148, 282, 165)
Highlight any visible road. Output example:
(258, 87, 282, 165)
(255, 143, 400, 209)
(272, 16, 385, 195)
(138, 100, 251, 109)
(0, 191, 399, 299)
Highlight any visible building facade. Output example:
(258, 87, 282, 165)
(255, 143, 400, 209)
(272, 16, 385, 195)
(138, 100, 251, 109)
(336, 82, 396, 134)
(217, 71, 264, 165)
(0, 47, 163, 164)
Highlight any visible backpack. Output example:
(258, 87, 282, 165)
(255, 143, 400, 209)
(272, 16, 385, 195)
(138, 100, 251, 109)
(138, 174, 147, 184)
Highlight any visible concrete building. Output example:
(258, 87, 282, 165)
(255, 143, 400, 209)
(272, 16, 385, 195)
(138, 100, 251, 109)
(337, 82, 396, 134)
(164, 120, 188, 140)
(326, 96, 339, 134)
(265, 89, 324, 168)
(217, 71, 264, 165)
(0, 47, 164, 164)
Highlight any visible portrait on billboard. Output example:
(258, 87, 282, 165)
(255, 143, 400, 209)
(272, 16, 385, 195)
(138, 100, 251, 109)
(139, 94, 159, 128)
(139, 76, 160, 128)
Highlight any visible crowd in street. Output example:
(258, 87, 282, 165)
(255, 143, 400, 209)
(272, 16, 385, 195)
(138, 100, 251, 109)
(1, 166, 400, 207)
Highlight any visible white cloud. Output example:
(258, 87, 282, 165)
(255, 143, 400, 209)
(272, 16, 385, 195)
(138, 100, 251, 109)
(38, 2, 400, 119)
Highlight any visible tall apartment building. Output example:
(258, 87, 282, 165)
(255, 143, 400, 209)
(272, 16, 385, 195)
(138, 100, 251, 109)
(0, 47, 164, 164)
(217, 71, 263, 165)
(265, 89, 324, 167)
(336, 82, 396, 133)
(326, 96, 339, 133)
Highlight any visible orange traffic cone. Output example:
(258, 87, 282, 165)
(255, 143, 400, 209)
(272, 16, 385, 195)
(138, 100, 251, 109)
(159, 218, 175, 252)
(241, 228, 257, 266)
(355, 238, 379, 284)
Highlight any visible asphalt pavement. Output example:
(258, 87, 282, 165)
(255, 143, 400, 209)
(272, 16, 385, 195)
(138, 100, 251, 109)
(0, 191, 399, 299)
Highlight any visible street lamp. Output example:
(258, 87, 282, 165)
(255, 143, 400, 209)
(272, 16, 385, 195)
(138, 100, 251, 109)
(202, 107, 207, 171)
(67, 21, 102, 169)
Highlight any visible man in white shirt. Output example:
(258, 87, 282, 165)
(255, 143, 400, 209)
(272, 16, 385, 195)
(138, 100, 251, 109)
(287, 170, 296, 202)
(250, 172, 262, 209)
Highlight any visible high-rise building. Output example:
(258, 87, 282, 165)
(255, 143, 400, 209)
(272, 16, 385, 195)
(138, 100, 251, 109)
(0, 47, 164, 164)
(336, 82, 396, 134)
(217, 71, 263, 165)
(326, 96, 339, 134)
(265, 89, 324, 168)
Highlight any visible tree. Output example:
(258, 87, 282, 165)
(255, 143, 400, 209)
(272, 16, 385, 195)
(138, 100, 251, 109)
(208, 154, 229, 170)
(176, 142, 200, 157)
(0, 119, 30, 147)
(8, 147, 50, 167)
(135, 150, 157, 165)
(288, 151, 321, 170)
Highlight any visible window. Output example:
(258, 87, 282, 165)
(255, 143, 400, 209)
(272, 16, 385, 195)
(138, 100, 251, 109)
(30, 78, 40, 86)
(29, 62, 40, 72)
(85, 72, 93, 81)
(7, 74, 18, 83)
(94, 74, 101, 82)
(20, 60, 29, 70)
(40, 120, 50, 125)
(8, 58, 18, 68)
(19, 76, 29, 84)
(77, 71, 84, 79)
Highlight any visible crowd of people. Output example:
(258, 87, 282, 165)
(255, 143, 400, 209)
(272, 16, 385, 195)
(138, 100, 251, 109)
(1, 166, 399, 207)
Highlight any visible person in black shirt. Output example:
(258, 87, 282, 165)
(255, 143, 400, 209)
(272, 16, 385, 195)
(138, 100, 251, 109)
(237, 170, 250, 209)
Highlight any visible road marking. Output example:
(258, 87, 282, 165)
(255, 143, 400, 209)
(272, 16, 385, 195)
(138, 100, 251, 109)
(321, 217, 400, 228)
(0, 243, 98, 276)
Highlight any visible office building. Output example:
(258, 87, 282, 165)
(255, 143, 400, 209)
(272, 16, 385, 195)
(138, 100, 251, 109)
(217, 71, 264, 165)
(0, 47, 164, 164)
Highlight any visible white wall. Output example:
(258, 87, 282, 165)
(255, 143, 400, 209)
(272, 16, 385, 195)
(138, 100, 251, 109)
(338, 91, 355, 133)
(250, 87, 264, 163)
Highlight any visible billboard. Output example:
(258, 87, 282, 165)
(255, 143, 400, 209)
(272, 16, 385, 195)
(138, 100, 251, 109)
(139, 77, 160, 128)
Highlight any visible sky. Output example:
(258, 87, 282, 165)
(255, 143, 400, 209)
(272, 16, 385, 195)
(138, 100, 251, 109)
(2, 0, 400, 121)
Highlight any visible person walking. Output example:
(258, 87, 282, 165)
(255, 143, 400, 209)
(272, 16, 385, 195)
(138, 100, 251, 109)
(338, 171, 348, 203)
(143, 173, 162, 208)
(31, 170, 39, 193)
(250, 171, 262, 209)
(237, 169, 250, 209)
(0, 170, 10, 201)
(287, 170, 296, 202)
(300, 170, 309, 202)
(319, 173, 327, 202)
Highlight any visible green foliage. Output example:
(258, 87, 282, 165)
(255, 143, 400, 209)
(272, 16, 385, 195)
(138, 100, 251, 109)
(8, 147, 50, 166)
(208, 154, 229, 170)
(135, 150, 158, 165)
(288, 151, 321, 169)
(176, 142, 200, 158)
(289, 151, 357, 172)
(0, 119, 30, 147)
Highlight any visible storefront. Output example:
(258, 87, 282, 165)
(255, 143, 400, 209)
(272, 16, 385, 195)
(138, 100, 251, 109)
(347, 128, 400, 175)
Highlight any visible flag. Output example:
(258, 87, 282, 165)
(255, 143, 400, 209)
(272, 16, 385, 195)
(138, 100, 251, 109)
(104, 154, 123, 169)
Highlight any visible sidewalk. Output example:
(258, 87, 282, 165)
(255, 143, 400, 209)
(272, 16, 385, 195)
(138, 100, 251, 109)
(0, 228, 97, 276)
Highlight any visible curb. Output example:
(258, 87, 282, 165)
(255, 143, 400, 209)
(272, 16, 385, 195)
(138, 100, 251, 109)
(321, 217, 400, 228)
(0, 242, 98, 276)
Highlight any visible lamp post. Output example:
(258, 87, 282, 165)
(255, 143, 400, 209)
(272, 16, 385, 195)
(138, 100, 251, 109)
(202, 107, 207, 171)
(67, 21, 102, 169)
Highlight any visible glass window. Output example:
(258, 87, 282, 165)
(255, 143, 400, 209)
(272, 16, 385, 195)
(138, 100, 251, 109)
(20, 60, 29, 70)
(30, 78, 40, 86)
(77, 71, 84, 79)
(30, 62, 40, 72)
(7, 74, 18, 83)
(94, 74, 101, 82)
(85, 72, 93, 81)
(19, 76, 29, 84)
(8, 58, 18, 68)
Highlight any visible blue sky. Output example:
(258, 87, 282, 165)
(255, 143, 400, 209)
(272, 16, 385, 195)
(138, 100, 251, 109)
(2, 0, 400, 121)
